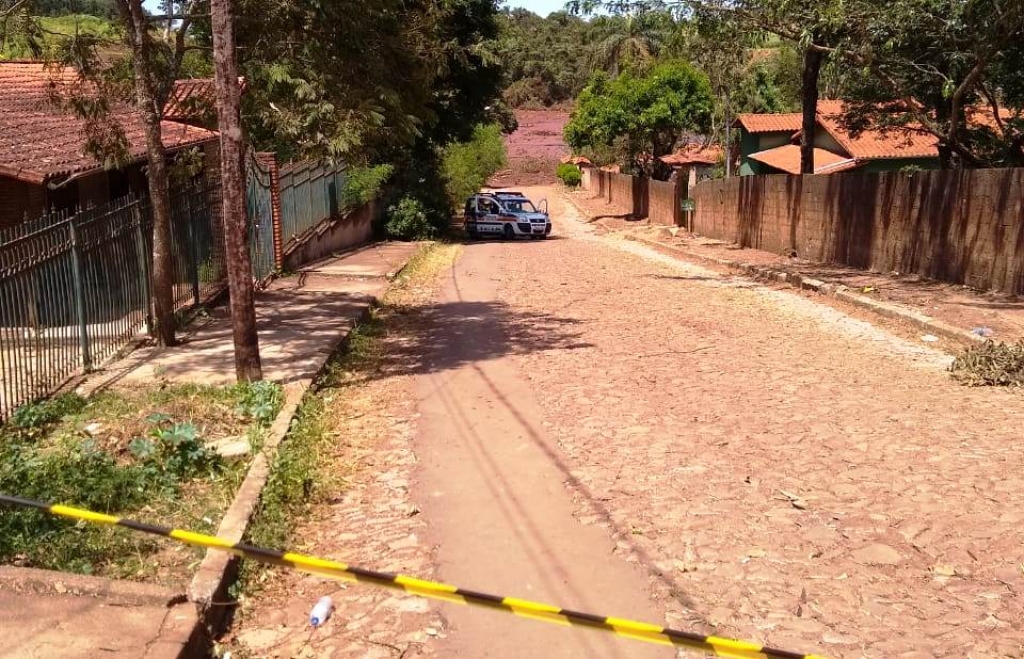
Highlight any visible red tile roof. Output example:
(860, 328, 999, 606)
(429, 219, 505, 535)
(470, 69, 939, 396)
(561, 155, 593, 166)
(659, 144, 724, 166)
(0, 62, 219, 184)
(815, 100, 939, 160)
(163, 78, 217, 124)
(735, 113, 803, 134)
(748, 144, 859, 175)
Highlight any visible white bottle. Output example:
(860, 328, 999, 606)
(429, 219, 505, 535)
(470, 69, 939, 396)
(310, 596, 333, 627)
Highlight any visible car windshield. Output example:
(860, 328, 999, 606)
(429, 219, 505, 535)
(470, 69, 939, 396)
(503, 199, 537, 213)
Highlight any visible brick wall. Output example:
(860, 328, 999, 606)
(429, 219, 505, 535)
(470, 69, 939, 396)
(691, 169, 1024, 294)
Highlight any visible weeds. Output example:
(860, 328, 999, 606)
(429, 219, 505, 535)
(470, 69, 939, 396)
(9, 393, 88, 431)
(0, 381, 283, 581)
(951, 340, 1024, 387)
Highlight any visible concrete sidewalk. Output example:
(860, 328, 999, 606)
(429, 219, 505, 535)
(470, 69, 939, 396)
(102, 241, 421, 388)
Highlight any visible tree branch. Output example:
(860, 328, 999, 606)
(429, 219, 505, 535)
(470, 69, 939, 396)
(0, 0, 30, 19)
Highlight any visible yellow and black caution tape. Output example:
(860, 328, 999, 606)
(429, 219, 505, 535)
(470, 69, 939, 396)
(0, 494, 827, 659)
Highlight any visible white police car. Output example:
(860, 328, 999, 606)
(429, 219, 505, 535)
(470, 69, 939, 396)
(464, 192, 552, 240)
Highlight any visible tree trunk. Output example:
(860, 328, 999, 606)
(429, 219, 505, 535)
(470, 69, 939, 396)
(800, 47, 824, 175)
(120, 0, 177, 346)
(210, 0, 262, 382)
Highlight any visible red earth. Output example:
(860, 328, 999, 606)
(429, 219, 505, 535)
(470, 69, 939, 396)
(490, 109, 571, 187)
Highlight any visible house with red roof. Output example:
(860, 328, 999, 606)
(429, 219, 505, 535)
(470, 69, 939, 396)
(735, 100, 941, 176)
(0, 62, 219, 229)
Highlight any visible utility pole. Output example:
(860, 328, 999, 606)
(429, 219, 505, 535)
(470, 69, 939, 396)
(724, 89, 732, 178)
(210, 0, 262, 381)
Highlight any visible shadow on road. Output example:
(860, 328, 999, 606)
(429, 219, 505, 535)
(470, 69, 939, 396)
(346, 299, 592, 385)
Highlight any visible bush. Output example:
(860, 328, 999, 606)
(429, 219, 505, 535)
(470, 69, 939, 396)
(341, 164, 394, 210)
(556, 162, 582, 187)
(950, 340, 1024, 386)
(385, 197, 437, 240)
(442, 123, 508, 206)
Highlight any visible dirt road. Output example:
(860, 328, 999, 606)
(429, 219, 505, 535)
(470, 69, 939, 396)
(412, 187, 1024, 658)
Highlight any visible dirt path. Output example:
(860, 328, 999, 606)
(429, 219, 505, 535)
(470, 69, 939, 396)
(413, 239, 673, 659)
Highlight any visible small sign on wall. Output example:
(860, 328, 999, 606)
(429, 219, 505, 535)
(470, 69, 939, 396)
(680, 198, 696, 212)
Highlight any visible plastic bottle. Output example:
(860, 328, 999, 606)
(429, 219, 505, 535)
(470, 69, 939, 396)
(310, 596, 333, 627)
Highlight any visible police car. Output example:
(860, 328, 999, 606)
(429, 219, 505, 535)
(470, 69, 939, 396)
(464, 192, 552, 240)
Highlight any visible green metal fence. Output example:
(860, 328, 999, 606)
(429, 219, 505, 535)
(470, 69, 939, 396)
(279, 161, 346, 249)
(246, 153, 278, 281)
(0, 181, 223, 423)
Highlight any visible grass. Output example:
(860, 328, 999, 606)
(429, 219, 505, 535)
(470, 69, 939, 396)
(0, 381, 282, 585)
(238, 242, 460, 589)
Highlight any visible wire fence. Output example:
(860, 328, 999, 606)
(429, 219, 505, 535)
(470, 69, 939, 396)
(0, 180, 223, 423)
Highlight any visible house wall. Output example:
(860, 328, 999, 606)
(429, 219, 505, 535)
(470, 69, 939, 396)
(812, 129, 845, 154)
(0, 177, 45, 229)
(691, 168, 1024, 294)
(740, 131, 794, 176)
(860, 158, 941, 173)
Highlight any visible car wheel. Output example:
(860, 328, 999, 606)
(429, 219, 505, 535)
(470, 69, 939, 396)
(503, 224, 515, 241)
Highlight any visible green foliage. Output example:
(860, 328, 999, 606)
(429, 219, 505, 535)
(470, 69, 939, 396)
(234, 381, 284, 426)
(341, 165, 393, 211)
(565, 61, 713, 177)
(442, 123, 508, 207)
(556, 162, 583, 187)
(31, 0, 118, 19)
(241, 0, 503, 161)
(951, 341, 1024, 387)
(384, 197, 437, 241)
(10, 393, 87, 430)
(493, 7, 676, 107)
(0, 413, 220, 574)
(0, 382, 276, 576)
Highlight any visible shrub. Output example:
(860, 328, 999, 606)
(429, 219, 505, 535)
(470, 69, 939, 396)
(442, 123, 508, 206)
(556, 162, 582, 187)
(341, 164, 394, 210)
(950, 340, 1024, 386)
(385, 197, 437, 240)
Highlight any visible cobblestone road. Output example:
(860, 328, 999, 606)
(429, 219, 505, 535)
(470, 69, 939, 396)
(484, 188, 1024, 658)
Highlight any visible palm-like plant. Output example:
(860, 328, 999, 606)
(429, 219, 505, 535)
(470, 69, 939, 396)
(589, 10, 669, 76)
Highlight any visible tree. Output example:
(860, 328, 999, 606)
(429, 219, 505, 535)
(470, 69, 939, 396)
(589, 9, 672, 75)
(114, 0, 193, 347)
(564, 61, 713, 178)
(838, 0, 1024, 168)
(210, 0, 261, 381)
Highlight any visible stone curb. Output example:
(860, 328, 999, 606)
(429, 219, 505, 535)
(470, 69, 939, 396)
(562, 190, 984, 348)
